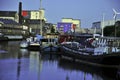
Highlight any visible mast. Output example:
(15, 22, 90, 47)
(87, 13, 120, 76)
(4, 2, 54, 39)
(40, 0, 42, 36)
(101, 13, 105, 37)
(93, 27, 96, 38)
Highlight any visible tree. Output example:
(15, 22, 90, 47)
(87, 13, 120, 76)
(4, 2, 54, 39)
(103, 21, 120, 37)
(51, 26, 55, 33)
(115, 21, 120, 37)
(104, 25, 115, 37)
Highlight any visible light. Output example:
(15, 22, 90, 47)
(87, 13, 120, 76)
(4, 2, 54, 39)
(23, 25, 28, 30)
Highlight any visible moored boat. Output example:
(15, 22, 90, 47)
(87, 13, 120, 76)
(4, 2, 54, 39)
(20, 40, 28, 48)
(60, 37, 120, 68)
(40, 38, 59, 52)
(20, 34, 43, 50)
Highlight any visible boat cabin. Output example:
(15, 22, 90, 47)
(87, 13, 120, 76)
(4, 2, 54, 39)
(96, 37, 120, 47)
(94, 37, 120, 54)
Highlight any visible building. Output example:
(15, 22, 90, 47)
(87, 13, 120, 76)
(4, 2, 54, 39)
(0, 10, 30, 39)
(0, 18, 24, 39)
(57, 22, 72, 34)
(22, 9, 47, 35)
(91, 21, 101, 34)
(0, 2, 47, 38)
(0, 11, 18, 22)
(91, 19, 120, 34)
(62, 18, 81, 33)
(101, 20, 116, 28)
(22, 9, 46, 21)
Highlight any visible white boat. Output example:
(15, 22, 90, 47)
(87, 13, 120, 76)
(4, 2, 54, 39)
(20, 40, 28, 48)
(20, 34, 43, 50)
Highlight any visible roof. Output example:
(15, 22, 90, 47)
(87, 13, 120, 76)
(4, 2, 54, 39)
(0, 11, 17, 17)
(0, 18, 19, 24)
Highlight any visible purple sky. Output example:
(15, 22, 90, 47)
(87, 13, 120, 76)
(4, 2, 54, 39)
(0, 0, 120, 28)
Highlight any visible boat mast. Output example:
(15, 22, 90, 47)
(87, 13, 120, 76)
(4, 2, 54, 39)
(101, 13, 105, 37)
(93, 27, 96, 38)
(40, 0, 42, 36)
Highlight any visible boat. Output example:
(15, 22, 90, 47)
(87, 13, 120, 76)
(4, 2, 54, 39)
(20, 40, 29, 48)
(60, 37, 120, 68)
(20, 34, 59, 52)
(20, 34, 43, 50)
(40, 38, 59, 52)
(0, 33, 8, 41)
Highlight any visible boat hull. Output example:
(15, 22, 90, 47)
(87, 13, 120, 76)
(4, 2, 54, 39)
(28, 43, 40, 51)
(41, 44, 59, 52)
(60, 45, 120, 68)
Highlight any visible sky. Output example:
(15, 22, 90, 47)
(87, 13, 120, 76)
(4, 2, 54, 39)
(0, 0, 120, 28)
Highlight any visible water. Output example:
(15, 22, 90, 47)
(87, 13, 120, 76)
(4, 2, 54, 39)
(0, 41, 119, 80)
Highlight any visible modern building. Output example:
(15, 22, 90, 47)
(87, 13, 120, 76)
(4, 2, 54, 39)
(91, 19, 120, 34)
(0, 18, 24, 39)
(62, 18, 81, 33)
(22, 9, 47, 35)
(26, 19, 45, 35)
(0, 1, 47, 38)
(57, 22, 72, 34)
(22, 9, 46, 21)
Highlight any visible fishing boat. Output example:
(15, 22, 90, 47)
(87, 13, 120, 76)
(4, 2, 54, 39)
(60, 37, 120, 68)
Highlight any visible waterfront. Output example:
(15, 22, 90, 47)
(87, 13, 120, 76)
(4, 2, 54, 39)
(0, 41, 119, 80)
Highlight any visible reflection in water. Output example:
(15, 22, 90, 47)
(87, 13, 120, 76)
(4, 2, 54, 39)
(0, 41, 119, 80)
(66, 73, 69, 80)
(58, 58, 118, 80)
(18, 49, 42, 80)
(29, 51, 42, 80)
(20, 49, 29, 55)
(17, 49, 22, 80)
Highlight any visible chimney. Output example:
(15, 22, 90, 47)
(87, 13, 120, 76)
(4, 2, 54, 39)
(19, 2, 22, 24)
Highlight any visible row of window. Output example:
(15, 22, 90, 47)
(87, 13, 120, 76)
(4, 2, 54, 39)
(0, 29, 23, 35)
(3, 24, 23, 29)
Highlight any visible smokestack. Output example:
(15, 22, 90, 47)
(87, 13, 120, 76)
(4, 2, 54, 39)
(19, 2, 22, 24)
